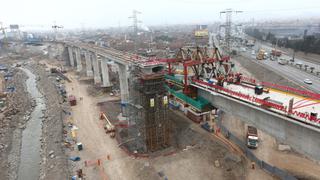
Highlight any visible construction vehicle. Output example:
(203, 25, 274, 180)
(246, 40, 255, 47)
(247, 126, 258, 148)
(256, 49, 266, 60)
(271, 49, 282, 57)
(68, 95, 77, 106)
(100, 113, 116, 138)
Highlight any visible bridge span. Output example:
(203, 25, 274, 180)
(51, 41, 320, 160)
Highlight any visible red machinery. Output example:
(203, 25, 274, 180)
(158, 47, 231, 94)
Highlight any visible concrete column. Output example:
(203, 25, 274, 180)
(75, 47, 82, 72)
(84, 51, 93, 77)
(101, 59, 111, 87)
(67, 46, 75, 67)
(92, 53, 101, 84)
(118, 63, 129, 106)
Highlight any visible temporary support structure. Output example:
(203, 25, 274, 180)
(126, 65, 171, 152)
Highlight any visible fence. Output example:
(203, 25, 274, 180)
(220, 125, 297, 180)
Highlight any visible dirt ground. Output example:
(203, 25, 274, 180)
(222, 113, 320, 180)
(59, 68, 252, 180)
(223, 54, 320, 180)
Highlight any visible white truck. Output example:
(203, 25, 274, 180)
(247, 126, 258, 148)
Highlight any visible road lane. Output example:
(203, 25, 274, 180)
(240, 51, 320, 93)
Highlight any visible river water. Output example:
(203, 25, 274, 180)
(17, 68, 46, 180)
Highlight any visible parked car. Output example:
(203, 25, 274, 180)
(304, 79, 313, 84)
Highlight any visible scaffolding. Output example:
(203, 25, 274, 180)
(126, 65, 171, 153)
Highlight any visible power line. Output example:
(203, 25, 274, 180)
(220, 8, 242, 54)
(243, 7, 320, 13)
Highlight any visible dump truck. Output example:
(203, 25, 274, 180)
(271, 49, 282, 57)
(256, 49, 266, 60)
(247, 126, 258, 148)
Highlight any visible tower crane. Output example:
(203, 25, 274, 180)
(52, 21, 63, 41)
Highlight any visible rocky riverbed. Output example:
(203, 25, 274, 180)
(30, 61, 69, 180)
(0, 67, 33, 180)
(0, 48, 68, 180)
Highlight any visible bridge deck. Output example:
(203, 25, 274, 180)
(193, 79, 320, 128)
(65, 42, 164, 67)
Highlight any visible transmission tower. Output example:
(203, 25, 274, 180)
(220, 9, 242, 54)
(129, 10, 141, 52)
(129, 10, 141, 36)
(0, 22, 8, 48)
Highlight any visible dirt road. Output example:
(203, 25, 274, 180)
(64, 73, 127, 179)
(62, 70, 250, 180)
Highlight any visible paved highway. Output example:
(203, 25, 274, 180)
(240, 50, 320, 93)
(256, 42, 320, 69)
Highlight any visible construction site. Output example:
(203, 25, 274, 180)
(1, 1, 320, 180)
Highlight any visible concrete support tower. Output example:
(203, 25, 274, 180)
(84, 51, 93, 76)
(118, 64, 129, 114)
(101, 59, 111, 87)
(75, 47, 82, 72)
(67, 46, 75, 67)
(92, 53, 102, 84)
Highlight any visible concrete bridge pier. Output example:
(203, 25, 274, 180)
(75, 47, 82, 72)
(118, 64, 129, 116)
(91, 52, 102, 84)
(67, 46, 75, 67)
(101, 59, 111, 87)
(84, 51, 93, 77)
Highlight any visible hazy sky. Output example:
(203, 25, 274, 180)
(1, 0, 320, 29)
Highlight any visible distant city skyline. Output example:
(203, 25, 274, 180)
(1, 0, 320, 30)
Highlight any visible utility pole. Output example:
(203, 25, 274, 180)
(129, 10, 141, 52)
(220, 8, 243, 55)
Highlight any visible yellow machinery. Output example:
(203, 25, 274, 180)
(256, 49, 266, 60)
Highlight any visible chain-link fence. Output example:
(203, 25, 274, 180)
(220, 125, 297, 180)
